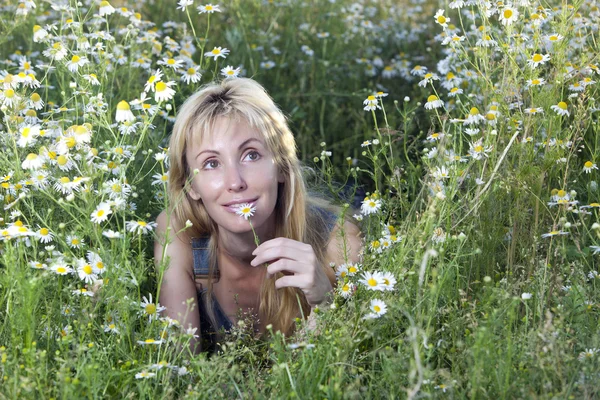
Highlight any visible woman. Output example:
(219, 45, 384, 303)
(154, 78, 362, 352)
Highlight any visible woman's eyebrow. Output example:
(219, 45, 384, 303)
(196, 138, 263, 158)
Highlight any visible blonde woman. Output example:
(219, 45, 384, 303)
(154, 78, 361, 352)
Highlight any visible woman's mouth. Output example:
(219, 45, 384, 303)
(223, 198, 258, 213)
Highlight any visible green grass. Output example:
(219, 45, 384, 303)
(0, 0, 599, 398)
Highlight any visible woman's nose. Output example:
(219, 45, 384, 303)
(225, 165, 247, 192)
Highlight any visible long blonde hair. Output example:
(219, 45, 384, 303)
(167, 78, 336, 337)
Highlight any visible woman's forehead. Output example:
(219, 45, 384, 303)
(187, 115, 266, 151)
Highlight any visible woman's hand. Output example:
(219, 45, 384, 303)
(250, 237, 333, 307)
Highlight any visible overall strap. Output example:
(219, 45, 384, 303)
(191, 236, 218, 279)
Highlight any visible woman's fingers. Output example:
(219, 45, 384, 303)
(251, 239, 314, 267)
(265, 258, 304, 278)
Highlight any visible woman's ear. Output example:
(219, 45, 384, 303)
(188, 187, 202, 201)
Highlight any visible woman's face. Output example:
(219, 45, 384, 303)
(186, 116, 284, 235)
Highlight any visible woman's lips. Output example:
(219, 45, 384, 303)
(223, 199, 257, 213)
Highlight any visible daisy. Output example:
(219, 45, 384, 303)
(541, 230, 569, 238)
(135, 371, 157, 379)
(260, 60, 276, 70)
(30, 261, 47, 270)
(17, 125, 40, 148)
(221, 65, 241, 78)
(198, 4, 221, 13)
(37, 227, 53, 243)
(151, 172, 169, 186)
(498, 6, 519, 25)
(126, 220, 157, 235)
(83, 74, 100, 85)
(154, 81, 176, 102)
(527, 53, 551, 69)
(2, 88, 19, 108)
(583, 161, 598, 174)
(235, 203, 256, 220)
(433, 9, 450, 28)
(204, 47, 229, 60)
(44, 42, 67, 61)
(158, 57, 184, 70)
(50, 261, 73, 276)
(381, 271, 397, 291)
(338, 282, 356, 298)
(578, 348, 598, 362)
(87, 251, 106, 274)
(361, 197, 382, 215)
(33, 25, 49, 42)
(363, 299, 387, 319)
(468, 139, 492, 160)
(29, 93, 44, 109)
(66, 55, 89, 73)
(102, 230, 122, 239)
(21, 153, 45, 170)
(551, 101, 570, 117)
(524, 107, 544, 115)
(91, 202, 112, 224)
(140, 294, 166, 322)
(424, 94, 444, 110)
(76, 258, 98, 284)
(363, 95, 380, 111)
(66, 234, 84, 248)
(545, 33, 564, 45)
(144, 69, 163, 92)
(181, 67, 202, 85)
(521, 292, 532, 300)
(359, 271, 385, 291)
(410, 65, 427, 76)
(104, 322, 120, 334)
(99, 1, 115, 16)
(115, 100, 135, 122)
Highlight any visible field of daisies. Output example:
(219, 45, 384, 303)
(1, 0, 599, 398)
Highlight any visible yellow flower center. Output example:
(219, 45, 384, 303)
(155, 82, 167, 92)
(71, 55, 80, 63)
(427, 95, 439, 102)
(557, 101, 567, 110)
(368, 278, 377, 287)
(470, 107, 480, 115)
(117, 100, 130, 110)
(57, 267, 66, 274)
(57, 155, 68, 166)
(83, 265, 93, 274)
(211, 48, 220, 55)
(437, 15, 446, 24)
(503, 9, 513, 18)
(40, 228, 49, 235)
(342, 284, 349, 292)
(97, 210, 105, 217)
(585, 161, 593, 168)
(373, 305, 381, 312)
(145, 304, 156, 314)
(532, 54, 543, 62)
(138, 221, 147, 227)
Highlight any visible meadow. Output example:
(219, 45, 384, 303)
(0, 0, 599, 398)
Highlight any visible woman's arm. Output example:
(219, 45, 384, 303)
(154, 211, 201, 353)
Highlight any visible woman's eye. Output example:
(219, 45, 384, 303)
(203, 159, 219, 169)
(245, 151, 260, 161)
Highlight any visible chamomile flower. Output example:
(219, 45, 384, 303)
(29, 261, 47, 270)
(198, 4, 221, 13)
(144, 69, 163, 92)
(151, 172, 169, 186)
(361, 197, 382, 215)
(235, 203, 256, 220)
(115, 100, 135, 122)
(17, 125, 40, 148)
(33, 25, 49, 42)
(551, 101, 570, 117)
(66, 55, 89, 73)
(359, 271, 385, 291)
(91, 202, 112, 224)
(76, 258, 98, 284)
(363, 299, 387, 319)
(181, 67, 202, 84)
(204, 47, 230, 60)
(527, 53, 551, 69)
(102, 230, 122, 239)
(154, 81, 176, 102)
(21, 153, 45, 170)
(381, 271, 396, 291)
(433, 10, 450, 28)
(578, 348, 598, 362)
(66, 234, 84, 248)
(104, 322, 120, 334)
(50, 261, 73, 276)
(135, 371, 157, 379)
(498, 6, 519, 25)
(29, 93, 44, 109)
(583, 161, 598, 174)
(83, 73, 100, 85)
(87, 251, 106, 274)
(221, 65, 241, 78)
(99, 1, 116, 16)
(338, 282, 356, 298)
(424, 94, 444, 110)
(541, 230, 569, 238)
(140, 294, 166, 322)
(37, 227, 54, 243)
(468, 139, 492, 160)
(432, 227, 447, 243)
(126, 220, 157, 235)
(363, 95, 380, 111)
